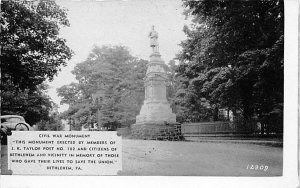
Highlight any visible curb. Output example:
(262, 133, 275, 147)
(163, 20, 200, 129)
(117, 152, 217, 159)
(184, 138, 283, 147)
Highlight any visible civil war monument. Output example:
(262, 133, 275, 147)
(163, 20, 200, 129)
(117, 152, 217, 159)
(131, 26, 181, 140)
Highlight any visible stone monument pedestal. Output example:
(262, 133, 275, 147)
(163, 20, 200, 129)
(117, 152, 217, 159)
(130, 123, 183, 141)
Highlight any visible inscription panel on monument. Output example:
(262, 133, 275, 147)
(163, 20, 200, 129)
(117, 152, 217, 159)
(7, 131, 122, 175)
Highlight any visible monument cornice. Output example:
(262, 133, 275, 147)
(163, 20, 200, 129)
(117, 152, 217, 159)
(147, 62, 167, 68)
(144, 76, 168, 82)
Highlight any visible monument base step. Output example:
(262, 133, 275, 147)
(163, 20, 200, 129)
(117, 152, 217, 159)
(130, 123, 183, 141)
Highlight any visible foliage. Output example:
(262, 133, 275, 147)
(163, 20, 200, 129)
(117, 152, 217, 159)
(35, 112, 64, 131)
(1, 0, 73, 125)
(167, 60, 213, 123)
(1, 0, 73, 91)
(176, 0, 283, 131)
(58, 45, 147, 130)
(1, 83, 53, 125)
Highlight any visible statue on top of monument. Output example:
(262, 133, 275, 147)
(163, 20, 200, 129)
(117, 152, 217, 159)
(148, 25, 159, 53)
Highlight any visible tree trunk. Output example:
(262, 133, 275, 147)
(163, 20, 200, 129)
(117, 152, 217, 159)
(213, 106, 219, 121)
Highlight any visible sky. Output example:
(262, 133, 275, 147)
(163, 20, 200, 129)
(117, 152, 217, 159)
(47, 0, 190, 112)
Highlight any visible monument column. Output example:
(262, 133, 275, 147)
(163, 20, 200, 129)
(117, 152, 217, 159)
(135, 26, 176, 124)
(131, 26, 180, 140)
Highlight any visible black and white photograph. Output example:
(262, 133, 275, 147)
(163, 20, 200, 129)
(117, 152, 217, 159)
(0, 0, 298, 187)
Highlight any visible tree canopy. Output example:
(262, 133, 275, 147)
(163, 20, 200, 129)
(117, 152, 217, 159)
(1, 0, 72, 91)
(1, 0, 73, 126)
(175, 0, 283, 132)
(58, 45, 147, 130)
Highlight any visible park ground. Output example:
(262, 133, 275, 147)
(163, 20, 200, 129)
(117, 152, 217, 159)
(1, 139, 282, 176)
(119, 139, 282, 176)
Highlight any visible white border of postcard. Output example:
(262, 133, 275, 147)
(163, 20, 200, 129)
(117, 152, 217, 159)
(1, 0, 299, 188)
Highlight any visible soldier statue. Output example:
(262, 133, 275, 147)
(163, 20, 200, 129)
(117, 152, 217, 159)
(148, 25, 159, 53)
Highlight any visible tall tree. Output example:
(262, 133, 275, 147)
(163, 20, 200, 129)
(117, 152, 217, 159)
(176, 0, 283, 132)
(1, 0, 73, 124)
(1, 0, 72, 90)
(58, 45, 147, 130)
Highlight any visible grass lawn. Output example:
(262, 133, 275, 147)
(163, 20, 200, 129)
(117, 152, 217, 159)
(1, 139, 282, 176)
